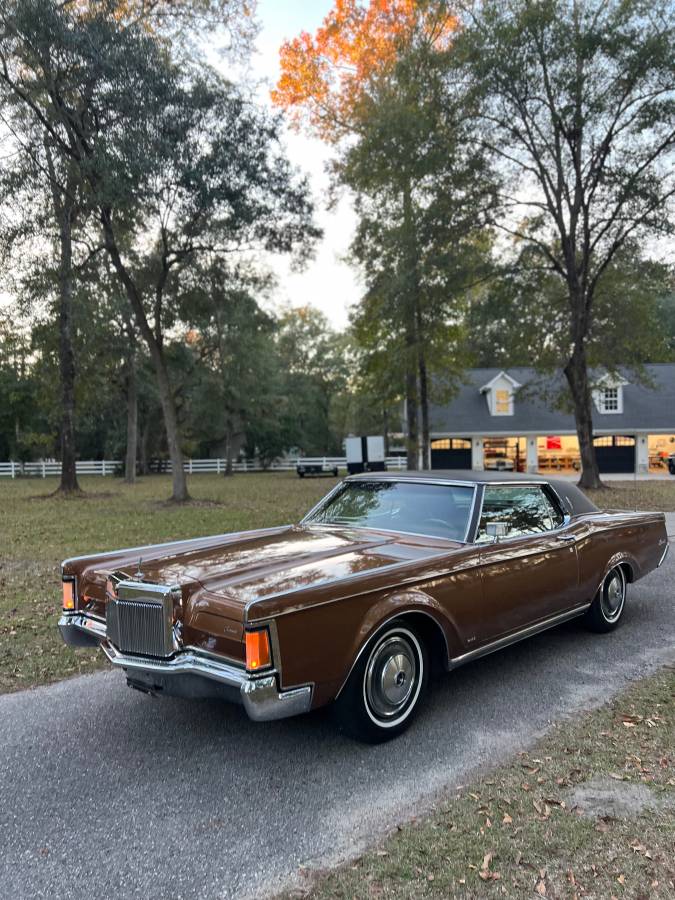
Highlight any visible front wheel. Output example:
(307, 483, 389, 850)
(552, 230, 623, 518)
(333, 623, 428, 743)
(585, 566, 627, 633)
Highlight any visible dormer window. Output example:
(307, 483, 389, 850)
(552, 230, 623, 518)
(480, 371, 520, 417)
(593, 376, 626, 415)
(599, 387, 619, 413)
(495, 389, 511, 414)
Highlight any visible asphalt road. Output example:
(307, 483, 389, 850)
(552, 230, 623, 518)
(1, 551, 674, 900)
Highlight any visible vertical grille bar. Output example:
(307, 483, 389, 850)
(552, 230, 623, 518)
(105, 581, 175, 658)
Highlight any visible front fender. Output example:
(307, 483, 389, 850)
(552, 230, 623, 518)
(334, 588, 463, 698)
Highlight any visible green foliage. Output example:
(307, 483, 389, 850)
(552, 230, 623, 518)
(467, 246, 675, 373)
(340, 34, 495, 457)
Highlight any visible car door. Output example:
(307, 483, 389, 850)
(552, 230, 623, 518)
(474, 484, 582, 644)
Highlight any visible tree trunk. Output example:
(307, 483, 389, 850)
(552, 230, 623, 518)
(224, 426, 233, 476)
(101, 210, 189, 501)
(139, 420, 150, 475)
(564, 345, 603, 490)
(404, 330, 419, 471)
(416, 298, 430, 470)
(54, 171, 80, 494)
(124, 353, 138, 483)
(402, 179, 420, 470)
(382, 407, 389, 457)
(123, 313, 138, 483)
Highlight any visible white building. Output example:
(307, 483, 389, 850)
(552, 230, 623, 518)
(425, 364, 675, 474)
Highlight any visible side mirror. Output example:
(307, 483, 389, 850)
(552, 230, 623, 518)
(486, 521, 508, 541)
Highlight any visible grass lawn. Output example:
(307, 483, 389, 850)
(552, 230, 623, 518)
(0, 473, 672, 695)
(585, 480, 675, 513)
(286, 668, 675, 899)
(0, 472, 338, 694)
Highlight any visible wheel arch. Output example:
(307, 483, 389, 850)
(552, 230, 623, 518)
(334, 596, 455, 700)
(619, 560, 636, 583)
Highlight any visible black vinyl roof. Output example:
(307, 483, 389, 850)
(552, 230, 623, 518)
(346, 470, 599, 516)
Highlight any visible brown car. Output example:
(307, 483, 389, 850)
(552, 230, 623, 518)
(59, 471, 669, 742)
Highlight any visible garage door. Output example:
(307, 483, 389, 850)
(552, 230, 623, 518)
(431, 448, 472, 470)
(593, 436, 635, 473)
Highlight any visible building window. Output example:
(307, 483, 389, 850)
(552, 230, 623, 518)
(599, 387, 619, 412)
(593, 381, 625, 414)
(495, 389, 511, 414)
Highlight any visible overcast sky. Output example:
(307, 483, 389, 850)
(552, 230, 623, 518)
(242, 0, 360, 329)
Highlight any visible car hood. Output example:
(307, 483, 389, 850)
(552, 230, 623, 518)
(70, 524, 461, 615)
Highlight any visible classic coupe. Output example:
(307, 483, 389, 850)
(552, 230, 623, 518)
(59, 471, 669, 742)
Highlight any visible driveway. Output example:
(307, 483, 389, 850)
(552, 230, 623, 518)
(1, 553, 673, 900)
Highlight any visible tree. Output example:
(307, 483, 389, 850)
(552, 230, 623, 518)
(274, 1, 492, 468)
(341, 42, 494, 466)
(455, 0, 675, 488)
(0, 0, 256, 494)
(467, 245, 673, 376)
(275, 306, 349, 455)
(96, 75, 318, 499)
(1, 1, 318, 501)
(0, 23, 93, 491)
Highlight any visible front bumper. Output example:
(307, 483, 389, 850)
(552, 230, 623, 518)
(58, 613, 312, 722)
(657, 542, 670, 568)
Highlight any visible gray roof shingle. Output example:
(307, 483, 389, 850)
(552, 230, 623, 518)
(429, 364, 675, 435)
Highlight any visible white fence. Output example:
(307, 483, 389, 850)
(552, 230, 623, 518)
(0, 456, 408, 478)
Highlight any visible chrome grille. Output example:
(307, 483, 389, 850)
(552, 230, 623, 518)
(105, 581, 174, 658)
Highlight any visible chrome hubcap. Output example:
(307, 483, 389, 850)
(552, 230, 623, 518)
(601, 570, 625, 622)
(365, 636, 417, 720)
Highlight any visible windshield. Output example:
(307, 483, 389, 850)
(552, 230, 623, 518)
(305, 480, 474, 541)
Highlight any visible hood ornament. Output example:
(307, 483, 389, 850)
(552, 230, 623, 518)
(134, 557, 144, 581)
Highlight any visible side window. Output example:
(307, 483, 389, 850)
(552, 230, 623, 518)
(476, 485, 565, 542)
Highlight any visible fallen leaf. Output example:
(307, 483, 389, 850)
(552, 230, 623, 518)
(502, 813, 513, 825)
(536, 880, 547, 896)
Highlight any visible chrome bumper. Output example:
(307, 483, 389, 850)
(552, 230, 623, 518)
(58, 613, 312, 722)
(657, 542, 669, 568)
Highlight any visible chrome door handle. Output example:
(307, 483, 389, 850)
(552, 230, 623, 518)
(557, 534, 576, 542)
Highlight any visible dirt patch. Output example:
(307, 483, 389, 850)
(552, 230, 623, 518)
(149, 498, 227, 509)
(28, 491, 115, 501)
(569, 775, 674, 818)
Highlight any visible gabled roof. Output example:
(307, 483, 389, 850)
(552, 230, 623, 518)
(480, 370, 522, 392)
(429, 364, 675, 435)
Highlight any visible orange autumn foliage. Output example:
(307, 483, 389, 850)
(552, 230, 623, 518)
(272, 0, 457, 141)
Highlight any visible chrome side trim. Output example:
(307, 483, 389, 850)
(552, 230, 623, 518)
(448, 605, 591, 669)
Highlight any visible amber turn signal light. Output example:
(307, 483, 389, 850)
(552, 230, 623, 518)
(245, 629, 271, 671)
(62, 579, 76, 611)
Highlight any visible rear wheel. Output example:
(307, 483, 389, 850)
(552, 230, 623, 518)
(585, 566, 627, 633)
(333, 623, 428, 743)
